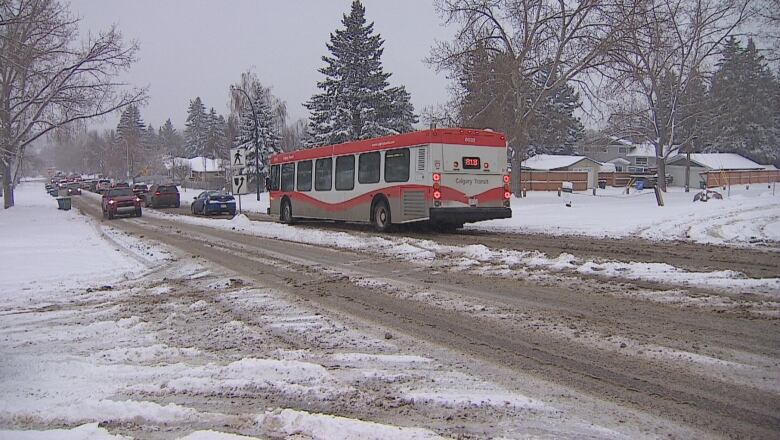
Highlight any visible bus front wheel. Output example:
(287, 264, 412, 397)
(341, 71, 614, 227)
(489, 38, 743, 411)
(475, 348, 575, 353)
(280, 199, 295, 225)
(372, 200, 391, 232)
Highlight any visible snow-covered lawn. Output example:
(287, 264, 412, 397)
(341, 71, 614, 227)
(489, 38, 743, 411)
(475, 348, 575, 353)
(475, 186, 780, 246)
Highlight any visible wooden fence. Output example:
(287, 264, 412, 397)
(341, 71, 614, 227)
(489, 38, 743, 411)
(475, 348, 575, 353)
(703, 170, 780, 188)
(598, 172, 634, 187)
(519, 171, 588, 191)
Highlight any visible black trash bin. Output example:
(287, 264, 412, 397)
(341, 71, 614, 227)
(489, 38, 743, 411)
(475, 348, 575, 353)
(56, 196, 71, 210)
(598, 180, 606, 189)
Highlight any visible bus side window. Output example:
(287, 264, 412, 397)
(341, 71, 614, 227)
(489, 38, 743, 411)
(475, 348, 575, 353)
(358, 152, 380, 184)
(384, 148, 410, 183)
(335, 155, 355, 191)
(270, 165, 280, 191)
(315, 158, 333, 191)
(281, 163, 295, 192)
(297, 160, 312, 191)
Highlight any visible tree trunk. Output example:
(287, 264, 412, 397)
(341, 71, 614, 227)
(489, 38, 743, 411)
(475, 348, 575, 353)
(658, 156, 667, 192)
(2, 160, 14, 209)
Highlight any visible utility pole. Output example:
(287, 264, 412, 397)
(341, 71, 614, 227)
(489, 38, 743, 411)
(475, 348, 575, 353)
(231, 85, 261, 201)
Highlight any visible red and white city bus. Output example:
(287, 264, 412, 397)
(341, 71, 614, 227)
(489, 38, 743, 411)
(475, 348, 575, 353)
(267, 128, 512, 231)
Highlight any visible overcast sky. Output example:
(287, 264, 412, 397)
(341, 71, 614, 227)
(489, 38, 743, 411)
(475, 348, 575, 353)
(68, 0, 454, 131)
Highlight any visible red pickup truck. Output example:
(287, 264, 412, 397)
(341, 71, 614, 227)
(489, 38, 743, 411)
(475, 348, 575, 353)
(102, 187, 142, 219)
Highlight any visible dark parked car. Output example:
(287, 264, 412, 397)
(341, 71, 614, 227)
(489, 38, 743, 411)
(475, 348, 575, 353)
(132, 184, 149, 201)
(146, 184, 180, 208)
(101, 187, 141, 219)
(191, 191, 236, 216)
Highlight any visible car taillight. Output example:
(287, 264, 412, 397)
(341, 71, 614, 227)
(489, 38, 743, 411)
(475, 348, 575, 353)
(155, 191, 161, 196)
(108, 199, 115, 204)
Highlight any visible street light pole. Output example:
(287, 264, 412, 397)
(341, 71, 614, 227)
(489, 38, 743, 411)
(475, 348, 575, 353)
(231, 85, 261, 201)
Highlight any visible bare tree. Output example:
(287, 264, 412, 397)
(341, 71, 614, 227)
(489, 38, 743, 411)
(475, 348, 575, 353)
(0, 0, 145, 208)
(606, 0, 752, 191)
(429, 0, 629, 192)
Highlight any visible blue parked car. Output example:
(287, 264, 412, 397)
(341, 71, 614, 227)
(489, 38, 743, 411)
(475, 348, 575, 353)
(191, 191, 236, 216)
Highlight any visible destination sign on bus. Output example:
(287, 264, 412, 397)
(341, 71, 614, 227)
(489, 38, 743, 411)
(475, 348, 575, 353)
(463, 157, 481, 169)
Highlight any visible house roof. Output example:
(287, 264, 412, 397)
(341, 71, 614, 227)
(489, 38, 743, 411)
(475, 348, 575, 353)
(627, 144, 656, 157)
(522, 154, 600, 170)
(668, 153, 764, 170)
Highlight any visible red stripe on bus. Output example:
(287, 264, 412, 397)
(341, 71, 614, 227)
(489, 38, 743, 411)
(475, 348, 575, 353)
(271, 128, 506, 165)
(271, 185, 504, 211)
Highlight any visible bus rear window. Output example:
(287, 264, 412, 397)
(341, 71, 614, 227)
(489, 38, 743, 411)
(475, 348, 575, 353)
(315, 158, 333, 191)
(384, 148, 409, 183)
(281, 163, 295, 192)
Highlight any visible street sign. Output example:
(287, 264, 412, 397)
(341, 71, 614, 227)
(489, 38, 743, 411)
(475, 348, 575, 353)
(232, 174, 249, 195)
(230, 147, 247, 169)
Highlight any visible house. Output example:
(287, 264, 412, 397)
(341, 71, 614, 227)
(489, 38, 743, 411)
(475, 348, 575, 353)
(522, 154, 603, 188)
(164, 157, 226, 182)
(666, 153, 765, 188)
(577, 135, 663, 172)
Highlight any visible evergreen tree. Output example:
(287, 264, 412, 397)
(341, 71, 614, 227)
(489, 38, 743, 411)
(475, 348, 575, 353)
(236, 84, 281, 177)
(116, 104, 146, 178)
(708, 38, 779, 164)
(205, 108, 228, 159)
(304, 0, 417, 147)
(184, 97, 208, 158)
(527, 68, 584, 155)
(158, 118, 184, 158)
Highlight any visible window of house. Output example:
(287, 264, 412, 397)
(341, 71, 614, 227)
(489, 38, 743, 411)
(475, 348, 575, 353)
(314, 158, 333, 191)
(384, 148, 410, 183)
(618, 147, 627, 154)
(358, 152, 381, 184)
(269, 165, 280, 191)
(296, 160, 312, 191)
(281, 163, 295, 192)
(635, 157, 648, 166)
(335, 155, 355, 190)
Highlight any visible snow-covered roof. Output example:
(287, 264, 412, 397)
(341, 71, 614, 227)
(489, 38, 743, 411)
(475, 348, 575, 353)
(600, 162, 617, 172)
(164, 157, 224, 172)
(763, 164, 778, 170)
(627, 144, 656, 157)
(608, 158, 631, 164)
(670, 153, 764, 170)
(523, 154, 599, 170)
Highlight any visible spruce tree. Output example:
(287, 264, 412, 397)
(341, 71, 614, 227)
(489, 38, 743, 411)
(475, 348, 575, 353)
(304, 0, 417, 147)
(158, 119, 184, 158)
(528, 68, 584, 155)
(116, 104, 146, 178)
(709, 38, 779, 164)
(236, 84, 281, 178)
(205, 108, 228, 159)
(184, 97, 208, 158)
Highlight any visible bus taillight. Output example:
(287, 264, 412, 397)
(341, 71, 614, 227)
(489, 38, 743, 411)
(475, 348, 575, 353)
(503, 175, 510, 184)
(503, 191, 511, 199)
(432, 173, 441, 182)
(433, 191, 442, 200)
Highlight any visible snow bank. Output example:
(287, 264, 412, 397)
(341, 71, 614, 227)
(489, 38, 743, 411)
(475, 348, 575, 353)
(0, 183, 144, 296)
(475, 186, 780, 246)
(257, 408, 444, 440)
(0, 423, 129, 439)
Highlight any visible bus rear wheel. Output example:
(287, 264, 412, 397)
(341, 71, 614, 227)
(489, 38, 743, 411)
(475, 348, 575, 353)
(372, 200, 391, 232)
(280, 199, 294, 225)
